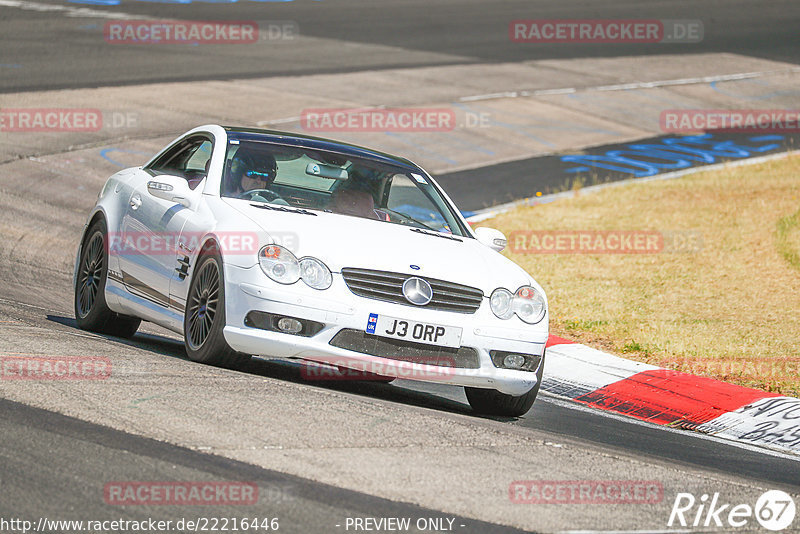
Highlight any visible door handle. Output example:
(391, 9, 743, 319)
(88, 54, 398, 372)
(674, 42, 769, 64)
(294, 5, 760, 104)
(130, 194, 142, 211)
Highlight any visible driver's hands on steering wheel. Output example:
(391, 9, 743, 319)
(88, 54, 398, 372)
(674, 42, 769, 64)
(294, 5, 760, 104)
(238, 189, 289, 206)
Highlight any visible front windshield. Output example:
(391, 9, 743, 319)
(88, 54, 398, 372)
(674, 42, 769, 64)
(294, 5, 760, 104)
(220, 138, 468, 237)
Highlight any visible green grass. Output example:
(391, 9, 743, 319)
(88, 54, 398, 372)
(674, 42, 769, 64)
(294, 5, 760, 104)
(480, 154, 800, 397)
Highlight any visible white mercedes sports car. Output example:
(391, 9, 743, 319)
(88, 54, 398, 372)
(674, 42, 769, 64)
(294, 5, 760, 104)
(74, 125, 549, 416)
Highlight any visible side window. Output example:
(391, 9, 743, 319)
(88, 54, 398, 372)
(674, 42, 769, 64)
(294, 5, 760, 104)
(185, 140, 213, 173)
(147, 136, 213, 182)
(385, 174, 452, 233)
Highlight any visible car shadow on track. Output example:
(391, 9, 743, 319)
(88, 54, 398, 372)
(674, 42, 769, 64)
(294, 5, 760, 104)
(244, 357, 481, 417)
(47, 314, 187, 357)
(46, 314, 519, 422)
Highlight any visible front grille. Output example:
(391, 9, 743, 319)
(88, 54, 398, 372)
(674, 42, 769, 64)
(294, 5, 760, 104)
(340, 268, 484, 314)
(330, 329, 480, 369)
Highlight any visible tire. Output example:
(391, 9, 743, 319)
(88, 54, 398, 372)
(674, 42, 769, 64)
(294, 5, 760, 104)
(74, 220, 141, 338)
(184, 248, 250, 369)
(465, 351, 546, 417)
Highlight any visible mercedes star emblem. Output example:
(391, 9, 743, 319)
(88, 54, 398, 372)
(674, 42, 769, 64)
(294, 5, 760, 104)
(402, 277, 433, 306)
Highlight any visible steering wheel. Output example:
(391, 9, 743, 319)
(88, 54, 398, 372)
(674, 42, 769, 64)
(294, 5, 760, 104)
(238, 189, 285, 204)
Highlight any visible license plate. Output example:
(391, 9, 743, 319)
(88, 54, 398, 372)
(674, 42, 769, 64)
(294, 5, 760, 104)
(365, 313, 462, 348)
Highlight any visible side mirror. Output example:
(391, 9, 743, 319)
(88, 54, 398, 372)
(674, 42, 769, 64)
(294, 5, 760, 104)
(474, 227, 507, 252)
(147, 176, 195, 208)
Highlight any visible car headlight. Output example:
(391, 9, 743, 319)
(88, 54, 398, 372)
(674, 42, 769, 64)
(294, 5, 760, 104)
(299, 257, 332, 290)
(512, 286, 546, 324)
(490, 288, 514, 319)
(258, 245, 300, 284)
(490, 286, 546, 324)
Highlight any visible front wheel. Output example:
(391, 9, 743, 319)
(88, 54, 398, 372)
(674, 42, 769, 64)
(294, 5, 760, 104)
(184, 248, 250, 369)
(465, 351, 545, 417)
(74, 220, 140, 338)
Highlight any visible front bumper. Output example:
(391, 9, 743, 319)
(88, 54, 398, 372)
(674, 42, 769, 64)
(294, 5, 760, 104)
(222, 265, 548, 396)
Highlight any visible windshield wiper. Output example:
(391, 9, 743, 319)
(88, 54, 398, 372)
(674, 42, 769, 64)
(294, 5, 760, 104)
(383, 208, 441, 231)
(250, 204, 317, 216)
(410, 228, 462, 242)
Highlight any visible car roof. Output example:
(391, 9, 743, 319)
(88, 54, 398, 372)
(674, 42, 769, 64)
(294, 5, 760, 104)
(223, 126, 421, 172)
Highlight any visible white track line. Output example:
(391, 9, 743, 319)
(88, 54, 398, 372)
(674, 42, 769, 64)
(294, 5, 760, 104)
(460, 67, 800, 102)
(252, 67, 800, 146)
(0, 0, 149, 20)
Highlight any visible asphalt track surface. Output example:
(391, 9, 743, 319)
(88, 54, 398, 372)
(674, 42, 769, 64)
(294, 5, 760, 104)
(1, 1, 800, 532)
(0, 0, 798, 93)
(0, 397, 528, 534)
(5, 308, 800, 490)
(0, 279, 798, 531)
(438, 132, 800, 210)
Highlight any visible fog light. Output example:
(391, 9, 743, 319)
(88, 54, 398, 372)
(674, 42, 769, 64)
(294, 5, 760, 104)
(503, 354, 526, 369)
(277, 317, 303, 334)
(490, 350, 542, 372)
(244, 312, 324, 337)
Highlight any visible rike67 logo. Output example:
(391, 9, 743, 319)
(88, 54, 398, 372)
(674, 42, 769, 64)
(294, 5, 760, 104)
(668, 490, 796, 531)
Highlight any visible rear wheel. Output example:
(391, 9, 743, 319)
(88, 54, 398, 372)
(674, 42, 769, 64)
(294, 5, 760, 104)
(184, 248, 250, 369)
(75, 220, 141, 338)
(465, 351, 545, 417)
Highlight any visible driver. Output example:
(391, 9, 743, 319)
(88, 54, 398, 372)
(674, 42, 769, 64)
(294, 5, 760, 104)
(227, 147, 288, 204)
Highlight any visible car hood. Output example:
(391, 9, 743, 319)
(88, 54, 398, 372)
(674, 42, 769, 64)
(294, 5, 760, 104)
(225, 199, 534, 294)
